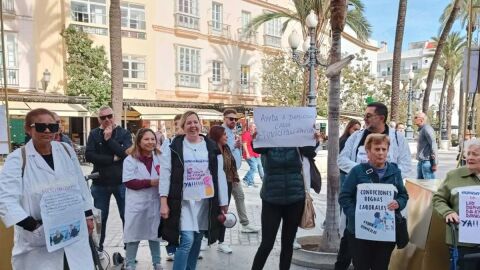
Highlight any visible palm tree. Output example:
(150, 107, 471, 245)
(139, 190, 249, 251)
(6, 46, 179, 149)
(109, 0, 123, 124)
(390, 0, 408, 122)
(246, 0, 371, 105)
(422, 0, 461, 112)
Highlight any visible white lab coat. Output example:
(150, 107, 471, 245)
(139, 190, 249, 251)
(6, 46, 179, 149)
(122, 154, 161, 243)
(0, 141, 94, 270)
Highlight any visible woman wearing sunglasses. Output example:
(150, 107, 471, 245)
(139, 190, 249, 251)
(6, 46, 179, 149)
(0, 108, 94, 270)
(122, 128, 162, 270)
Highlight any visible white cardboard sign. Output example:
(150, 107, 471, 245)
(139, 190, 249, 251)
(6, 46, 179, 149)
(253, 107, 316, 148)
(458, 187, 480, 244)
(355, 183, 396, 242)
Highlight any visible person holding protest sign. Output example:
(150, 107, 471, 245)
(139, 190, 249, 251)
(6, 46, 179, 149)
(250, 134, 320, 270)
(159, 111, 229, 270)
(335, 102, 411, 270)
(433, 138, 480, 269)
(339, 134, 408, 270)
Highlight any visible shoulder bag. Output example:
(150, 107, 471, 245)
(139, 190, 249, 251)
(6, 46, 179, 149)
(297, 148, 316, 229)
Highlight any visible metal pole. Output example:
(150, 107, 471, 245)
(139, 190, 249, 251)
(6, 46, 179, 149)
(0, 0, 11, 153)
(307, 26, 316, 108)
(441, 94, 448, 140)
(405, 79, 414, 141)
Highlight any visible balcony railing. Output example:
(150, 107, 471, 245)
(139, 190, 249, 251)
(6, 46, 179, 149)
(121, 30, 146, 39)
(208, 78, 230, 93)
(71, 24, 108, 36)
(208, 21, 231, 39)
(263, 34, 282, 48)
(238, 81, 256, 95)
(0, 68, 19, 86)
(174, 13, 200, 30)
(176, 73, 200, 88)
(3, 0, 14, 14)
(237, 28, 257, 45)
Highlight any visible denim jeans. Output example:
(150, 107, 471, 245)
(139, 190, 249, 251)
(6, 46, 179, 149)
(173, 231, 204, 270)
(417, 160, 435, 179)
(166, 243, 177, 254)
(90, 183, 126, 250)
(125, 240, 160, 268)
(243, 157, 264, 185)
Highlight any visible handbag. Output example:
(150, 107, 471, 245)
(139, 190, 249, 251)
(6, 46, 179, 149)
(308, 158, 321, 194)
(297, 148, 316, 229)
(395, 211, 409, 249)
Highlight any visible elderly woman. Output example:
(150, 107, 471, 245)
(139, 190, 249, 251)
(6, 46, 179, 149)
(159, 111, 228, 270)
(339, 134, 408, 270)
(0, 108, 94, 270)
(433, 138, 480, 269)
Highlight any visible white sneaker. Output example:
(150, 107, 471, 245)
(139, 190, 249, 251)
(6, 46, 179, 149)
(217, 243, 233, 254)
(200, 238, 207, 251)
(293, 240, 301, 250)
(166, 253, 174, 261)
(241, 224, 260, 233)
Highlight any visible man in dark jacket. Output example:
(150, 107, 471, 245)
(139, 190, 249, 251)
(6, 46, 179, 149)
(86, 106, 132, 252)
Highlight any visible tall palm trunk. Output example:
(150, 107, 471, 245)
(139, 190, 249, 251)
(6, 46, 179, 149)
(321, 0, 347, 252)
(439, 71, 448, 138)
(422, 0, 460, 112)
(390, 0, 408, 122)
(109, 0, 123, 125)
(458, 80, 464, 141)
(446, 80, 455, 140)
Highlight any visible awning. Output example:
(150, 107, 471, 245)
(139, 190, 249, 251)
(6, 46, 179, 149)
(341, 114, 363, 121)
(196, 109, 223, 120)
(132, 106, 186, 120)
(26, 102, 90, 117)
(5, 101, 30, 116)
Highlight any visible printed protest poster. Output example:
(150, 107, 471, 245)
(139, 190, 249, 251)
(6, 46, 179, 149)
(40, 185, 87, 252)
(253, 107, 316, 148)
(458, 187, 480, 244)
(183, 158, 214, 200)
(355, 183, 396, 242)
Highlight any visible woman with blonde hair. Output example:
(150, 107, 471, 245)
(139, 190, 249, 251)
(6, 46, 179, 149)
(123, 128, 162, 270)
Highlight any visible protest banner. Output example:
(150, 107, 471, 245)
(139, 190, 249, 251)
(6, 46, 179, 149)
(253, 107, 316, 148)
(458, 187, 480, 244)
(355, 183, 396, 242)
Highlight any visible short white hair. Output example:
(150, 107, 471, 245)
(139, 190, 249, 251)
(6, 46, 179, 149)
(466, 138, 480, 151)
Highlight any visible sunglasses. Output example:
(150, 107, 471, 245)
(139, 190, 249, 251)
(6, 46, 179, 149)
(30, 123, 60, 133)
(99, 114, 113, 120)
(364, 114, 377, 119)
(226, 117, 238, 121)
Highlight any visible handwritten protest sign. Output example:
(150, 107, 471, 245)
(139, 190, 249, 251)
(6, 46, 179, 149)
(253, 107, 316, 148)
(355, 183, 396, 242)
(458, 187, 480, 244)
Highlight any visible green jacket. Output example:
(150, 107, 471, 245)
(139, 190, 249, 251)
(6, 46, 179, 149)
(432, 167, 480, 247)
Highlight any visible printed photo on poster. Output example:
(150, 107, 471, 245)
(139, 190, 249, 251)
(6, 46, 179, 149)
(49, 221, 81, 246)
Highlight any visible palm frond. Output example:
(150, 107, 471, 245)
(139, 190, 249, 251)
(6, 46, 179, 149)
(245, 11, 298, 34)
(346, 9, 372, 42)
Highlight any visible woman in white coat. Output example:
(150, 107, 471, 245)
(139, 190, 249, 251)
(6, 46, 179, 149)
(0, 108, 94, 270)
(123, 128, 162, 270)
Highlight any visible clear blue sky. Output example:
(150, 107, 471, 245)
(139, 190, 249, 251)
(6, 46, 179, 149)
(364, 0, 458, 49)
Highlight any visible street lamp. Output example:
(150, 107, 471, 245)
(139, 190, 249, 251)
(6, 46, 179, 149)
(42, 69, 51, 93)
(405, 70, 415, 141)
(288, 10, 354, 107)
(440, 93, 448, 141)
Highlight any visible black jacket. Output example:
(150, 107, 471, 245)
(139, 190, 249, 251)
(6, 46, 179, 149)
(160, 134, 223, 246)
(85, 126, 132, 186)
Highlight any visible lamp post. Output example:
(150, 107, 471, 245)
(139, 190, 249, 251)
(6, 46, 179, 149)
(405, 70, 415, 141)
(288, 10, 354, 107)
(41, 69, 51, 93)
(440, 94, 448, 140)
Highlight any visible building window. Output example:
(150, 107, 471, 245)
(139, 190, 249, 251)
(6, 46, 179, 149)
(175, 0, 199, 30)
(121, 2, 146, 31)
(211, 2, 222, 30)
(241, 11, 251, 30)
(264, 16, 282, 47)
(123, 55, 146, 80)
(412, 62, 418, 71)
(240, 65, 250, 86)
(212, 61, 222, 83)
(176, 46, 201, 88)
(0, 32, 18, 86)
(71, 0, 107, 25)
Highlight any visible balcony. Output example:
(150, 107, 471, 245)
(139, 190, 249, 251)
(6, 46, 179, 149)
(174, 13, 200, 30)
(208, 21, 231, 41)
(121, 30, 146, 39)
(176, 73, 200, 88)
(237, 81, 256, 101)
(263, 34, 282, 48)
(237, 28, 257, 48)
(2, 0, 14, 14)
(0, 68, 19, 86)
(70, 24, 108, 36)
(208, 78, 230, 99)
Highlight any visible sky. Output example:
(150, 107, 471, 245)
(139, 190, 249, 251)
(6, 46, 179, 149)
(363, 0, 457, 50)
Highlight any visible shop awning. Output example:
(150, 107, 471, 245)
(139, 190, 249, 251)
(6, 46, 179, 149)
(26, 102, 90, 117)
(341, 114, 363, 121)
(131, 106, 186, 120)
(196, 109, 223, 120)
(6, 101, 30, 115)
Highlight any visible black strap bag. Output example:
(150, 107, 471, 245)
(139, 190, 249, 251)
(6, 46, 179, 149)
(395, 211, 409, 249)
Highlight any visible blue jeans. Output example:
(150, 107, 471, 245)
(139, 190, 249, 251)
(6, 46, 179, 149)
(243, 157, 264, 185)
(166, 243, 177, 254)
(417, 160, 435, 179)
(173, 231, 204, 270)
(90, 183, 126, 250)
(126, 240, 160, 268)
